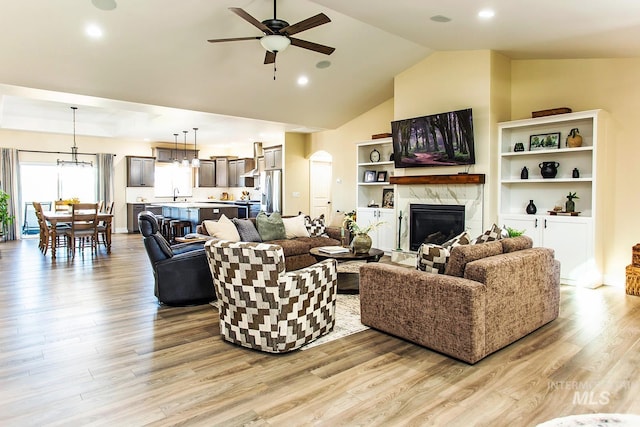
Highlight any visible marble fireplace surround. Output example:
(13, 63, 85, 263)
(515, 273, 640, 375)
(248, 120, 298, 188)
(390, 174, 486, 264)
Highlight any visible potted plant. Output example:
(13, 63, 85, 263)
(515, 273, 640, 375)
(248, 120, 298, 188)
(343, 214, 385, 254)
(566, 192, 579, 212)
(0, 190, 15, 240)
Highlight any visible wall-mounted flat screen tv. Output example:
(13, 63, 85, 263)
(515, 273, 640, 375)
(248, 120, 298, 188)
(391, 108, 475, 168)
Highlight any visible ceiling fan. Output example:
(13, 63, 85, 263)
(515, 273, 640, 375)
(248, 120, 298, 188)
(207, 0, 335, 67)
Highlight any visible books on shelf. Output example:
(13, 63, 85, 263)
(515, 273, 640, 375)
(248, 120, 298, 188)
(318, 246, 350, 254)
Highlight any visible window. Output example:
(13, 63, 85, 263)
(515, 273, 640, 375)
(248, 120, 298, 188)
(154, 164, 193, 198)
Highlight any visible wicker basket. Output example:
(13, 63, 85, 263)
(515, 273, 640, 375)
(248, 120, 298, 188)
(626, 265, 640, 296)
(633, 244, 640, 267)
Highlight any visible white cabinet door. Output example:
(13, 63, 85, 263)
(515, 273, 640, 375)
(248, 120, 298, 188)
(376, 209, 397, 252)
(356, 208, 396, 252)
(542, 216, 595, 286)
(499, 214, 543, 247)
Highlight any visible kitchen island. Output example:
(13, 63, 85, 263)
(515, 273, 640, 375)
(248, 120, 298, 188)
(150, 202, 242, 229)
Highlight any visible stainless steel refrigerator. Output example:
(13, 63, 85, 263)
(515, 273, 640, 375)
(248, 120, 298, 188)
(259, 170, 282, 214)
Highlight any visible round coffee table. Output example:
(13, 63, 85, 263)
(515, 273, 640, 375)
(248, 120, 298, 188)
(309, 247, 384, 293)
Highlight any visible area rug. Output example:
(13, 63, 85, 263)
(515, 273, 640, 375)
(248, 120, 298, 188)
(209, 294, 368, 350)
(537, 413, 640, 426)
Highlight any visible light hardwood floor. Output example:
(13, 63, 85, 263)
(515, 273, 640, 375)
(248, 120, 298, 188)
(1, 234, 639, 426)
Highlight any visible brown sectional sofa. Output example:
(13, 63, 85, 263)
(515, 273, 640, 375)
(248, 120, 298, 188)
(195, 219, 343, 271)
(359, 236, 561, 364)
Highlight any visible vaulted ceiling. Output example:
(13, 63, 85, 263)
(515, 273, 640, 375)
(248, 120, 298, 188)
(1, 0, 639, 146)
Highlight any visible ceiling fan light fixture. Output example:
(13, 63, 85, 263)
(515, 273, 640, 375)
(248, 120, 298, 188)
(260, 35, 290, 53)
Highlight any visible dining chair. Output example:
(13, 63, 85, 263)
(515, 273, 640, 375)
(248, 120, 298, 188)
(97, 201, 114, 248)
(63, 202, 99, 258)
(32, 201, 66, 255)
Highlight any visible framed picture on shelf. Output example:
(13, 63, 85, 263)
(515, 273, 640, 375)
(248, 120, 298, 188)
(382, 188, 394, 208)
(529, 132, 560, 151)
(363, 170, 376, 183)
(376, 171, 388, 182)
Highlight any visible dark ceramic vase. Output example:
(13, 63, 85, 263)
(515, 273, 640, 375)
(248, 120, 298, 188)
(539, 161, 559, 178)
(572, 168, 580, 178)
(526, 200, 537, 215)
(521, 167, 529, 179)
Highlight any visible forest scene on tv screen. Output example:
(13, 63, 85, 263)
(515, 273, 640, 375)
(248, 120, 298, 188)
(391, 108, 476, 168)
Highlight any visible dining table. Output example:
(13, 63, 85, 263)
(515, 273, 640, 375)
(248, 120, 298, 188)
(42, 210, 113, 258)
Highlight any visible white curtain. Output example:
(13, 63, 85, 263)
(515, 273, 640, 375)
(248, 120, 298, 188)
(96, 153, 115, 207)
(0, 148, 19, 240)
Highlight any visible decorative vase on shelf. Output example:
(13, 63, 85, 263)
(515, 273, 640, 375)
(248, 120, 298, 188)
(526, 200, 537, 215)
(566, 128, 583, 148)
(520, 166, 529, 179)
(565, 199, 575, 212)
(572, 168, 580, 178)
(539, 161, 559, 178)
(351, 233, 372, 254)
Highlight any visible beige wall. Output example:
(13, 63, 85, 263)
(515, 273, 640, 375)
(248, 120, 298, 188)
(283, 132, 310, 216)
(511, 58, 640, 286)
(309, 99, 394, 219)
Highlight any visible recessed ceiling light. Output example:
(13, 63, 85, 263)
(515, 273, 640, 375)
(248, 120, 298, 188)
(478, 9, 495, 19)
(297, 76, 309, 86)
(430, 15, 451, 23)
(85, 23, 103, 39)
(316, 60, 331, 69)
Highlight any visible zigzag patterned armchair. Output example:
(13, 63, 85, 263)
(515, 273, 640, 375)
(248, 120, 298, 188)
(204, 240, 338, 353)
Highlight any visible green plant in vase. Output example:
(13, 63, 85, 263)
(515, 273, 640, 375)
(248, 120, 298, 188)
(342, 215, 385, 254)
(565, 192, 579, 213)
(0, 190, 15, 240)
(506, 227, 526, 237)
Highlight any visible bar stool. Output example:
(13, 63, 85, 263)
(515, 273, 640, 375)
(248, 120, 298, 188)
(169, 219, 192, 243)
(158, 217, 173, 241)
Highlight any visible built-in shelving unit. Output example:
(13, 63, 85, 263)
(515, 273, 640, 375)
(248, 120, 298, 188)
(498, 109, 608, 287)
(356, 138, 396, 252)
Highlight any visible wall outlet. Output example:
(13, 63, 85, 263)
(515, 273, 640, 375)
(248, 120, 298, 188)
(292, 191, 301, 198)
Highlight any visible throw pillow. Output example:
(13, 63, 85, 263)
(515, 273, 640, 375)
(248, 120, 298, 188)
(416, 243, 450, 274)
(203, 214, 240, 242)
(282, 214, 310, 239)
(232, 218, 262, 242)
(442, 230, 472, 248)
(472, 223, 504, 244)
(255, 211, 287, 241)
(304, 214, 328, 237)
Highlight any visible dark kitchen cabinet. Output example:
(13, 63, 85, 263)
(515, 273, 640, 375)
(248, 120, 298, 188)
(215, 157, 229, 187)
(126, 156, 155, 187)
(263, 146, 282, 170)
(198, 160, 216, 187)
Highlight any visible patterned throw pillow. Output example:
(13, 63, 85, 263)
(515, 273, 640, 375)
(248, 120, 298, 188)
(232, 218, 262, 242)
(416, 231, 472, 274)
(417, 243, 450, 274)
(443, 230, 472, 248)
(472, 223, 504, 244)
(304, 214, 328, 237)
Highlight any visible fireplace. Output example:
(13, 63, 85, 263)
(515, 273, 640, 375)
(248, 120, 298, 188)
(409, 204, 465, 251)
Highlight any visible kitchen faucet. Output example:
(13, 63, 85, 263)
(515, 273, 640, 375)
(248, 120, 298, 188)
(173, 187, 179, 202)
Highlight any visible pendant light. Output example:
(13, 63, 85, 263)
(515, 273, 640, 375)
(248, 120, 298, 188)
(57, 106, 93, 167)
(182, 130, 190, 167)
(173, 133, 180, 167)
(191, 127, 200, 168)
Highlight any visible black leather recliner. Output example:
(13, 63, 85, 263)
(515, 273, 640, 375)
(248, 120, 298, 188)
(138, 211, 216, 306)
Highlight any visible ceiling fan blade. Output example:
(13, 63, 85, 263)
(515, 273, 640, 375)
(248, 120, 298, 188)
(229, 7, 274, 34)
(289, 37, 335, 55)
(282, 13, 330, 36)
(207, 36, 260, 43)
(264, 51, 276, 64)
